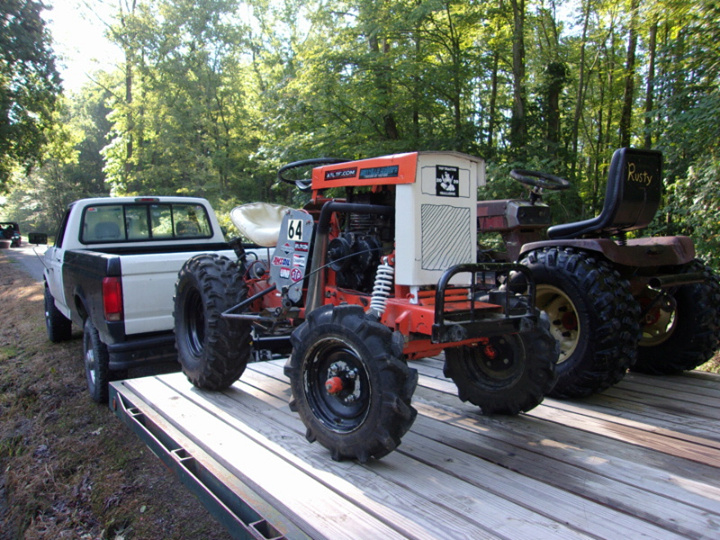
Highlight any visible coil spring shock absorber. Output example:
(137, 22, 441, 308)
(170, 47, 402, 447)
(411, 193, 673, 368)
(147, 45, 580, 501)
(369, 257, 394, 319)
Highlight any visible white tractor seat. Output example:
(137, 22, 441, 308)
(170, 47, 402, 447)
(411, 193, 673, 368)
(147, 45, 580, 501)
(230, 202, 293, 247)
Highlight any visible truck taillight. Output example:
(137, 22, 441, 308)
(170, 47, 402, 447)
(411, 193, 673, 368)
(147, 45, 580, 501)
(102, 277, 123, 321)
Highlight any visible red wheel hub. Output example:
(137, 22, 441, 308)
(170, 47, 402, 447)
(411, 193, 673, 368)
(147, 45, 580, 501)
(325, 376, 344, 395)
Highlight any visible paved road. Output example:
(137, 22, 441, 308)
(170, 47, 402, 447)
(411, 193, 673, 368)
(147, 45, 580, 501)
(1, 243, 48, 282)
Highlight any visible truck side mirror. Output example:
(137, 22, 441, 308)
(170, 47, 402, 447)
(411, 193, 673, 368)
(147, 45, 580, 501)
(29, 232, 48, 245)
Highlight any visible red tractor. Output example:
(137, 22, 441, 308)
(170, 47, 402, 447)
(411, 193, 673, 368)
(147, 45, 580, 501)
(477, 147, 720, 399)
(173, 151, 558, 462)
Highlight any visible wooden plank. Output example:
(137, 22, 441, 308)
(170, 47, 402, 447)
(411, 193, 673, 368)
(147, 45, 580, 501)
(221, 370, 681, 539)
(121, 376, 410, 540)
(247, 361, 720, 539)
(113, 358, 720, 540)
(159, 372, 592, 539)
(409, 360, 720, 465)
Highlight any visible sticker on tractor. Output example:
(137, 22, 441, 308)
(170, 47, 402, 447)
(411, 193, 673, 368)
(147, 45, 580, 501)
(287, 219, 304, 240)
(279, 267, 291, 279)
(290, 267, 303, 282)
(272, 256, 291, 267)
(325, 167, 358, 181)
(436, 165, 460, 197)
(295, 241, 309, 252)
(293, 254, 306, 267)
(359, 165, 399, 180)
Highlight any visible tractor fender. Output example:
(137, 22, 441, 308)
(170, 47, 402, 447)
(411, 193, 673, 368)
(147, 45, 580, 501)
(519, 236, 695, 267)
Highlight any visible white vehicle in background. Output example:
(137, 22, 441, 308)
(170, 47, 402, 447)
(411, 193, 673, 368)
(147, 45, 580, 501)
(39, 196, 246, 403)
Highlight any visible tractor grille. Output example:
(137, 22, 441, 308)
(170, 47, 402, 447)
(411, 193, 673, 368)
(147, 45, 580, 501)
(421, 204, 472, 270)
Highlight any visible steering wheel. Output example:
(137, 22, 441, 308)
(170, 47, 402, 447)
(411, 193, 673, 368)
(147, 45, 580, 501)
(278, 157, 350, 191)
(510, 169, 571, 191)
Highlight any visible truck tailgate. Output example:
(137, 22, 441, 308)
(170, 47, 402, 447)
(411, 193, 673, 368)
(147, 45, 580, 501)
(121, 250, 235, 335)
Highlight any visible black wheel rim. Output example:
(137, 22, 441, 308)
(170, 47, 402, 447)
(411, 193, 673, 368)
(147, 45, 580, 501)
(466, 336, 524, 388)
(303, 338, 371, 433)
(184, 288, 206, 356)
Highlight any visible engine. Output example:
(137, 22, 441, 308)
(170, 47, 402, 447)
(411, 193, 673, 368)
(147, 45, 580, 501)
(327, 208, 392, 294)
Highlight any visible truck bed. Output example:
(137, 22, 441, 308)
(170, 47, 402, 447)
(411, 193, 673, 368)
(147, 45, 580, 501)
(110, 357, 720, 540)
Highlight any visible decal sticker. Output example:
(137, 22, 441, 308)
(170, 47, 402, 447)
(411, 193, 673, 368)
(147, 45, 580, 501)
(325, 167, 358, 181)
(359, 165, 399, 180)
(295, 241, 309, 252)
(290, 267, 303, 282)
(280, 241, 293, 253)
(436, 165, 459, 197)
(287, 219, 303, 240)
(293, 254, 306, 267)
(272, 256, 291, 267)
(279, 267, 291, 279)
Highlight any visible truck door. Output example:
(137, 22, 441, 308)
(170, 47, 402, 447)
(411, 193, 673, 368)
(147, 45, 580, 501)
(45, 209, 70, 315)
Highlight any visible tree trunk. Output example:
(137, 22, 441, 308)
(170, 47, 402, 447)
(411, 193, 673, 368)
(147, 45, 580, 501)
(487, 50, 500, 152)
(571, 0, 591, 180)
(509, 0, 527, 153)
(619, 0, 639, 148)
(643, 20, 658, 149)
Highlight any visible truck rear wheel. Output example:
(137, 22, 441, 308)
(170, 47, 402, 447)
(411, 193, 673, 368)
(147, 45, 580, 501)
(45, 285, 72, 342)
(174, 253, 251, 390)
(443, 314, 558, 414)
(84, 318, 110, 403)
(520, 248, 639, 399)
(633, 260, 720, 374)
(284, 305, 418, 462)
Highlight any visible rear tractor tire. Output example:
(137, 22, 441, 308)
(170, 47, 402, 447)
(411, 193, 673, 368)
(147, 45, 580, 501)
(173, 253, 252, 390)
(284, 304, 418, 462)
(633, 260, 720, 374)
(520, 248, 639, 399)
(443, 313, 558, 414)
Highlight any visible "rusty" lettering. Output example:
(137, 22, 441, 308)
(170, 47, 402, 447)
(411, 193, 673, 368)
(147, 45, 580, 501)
(627, 162, 654, 186)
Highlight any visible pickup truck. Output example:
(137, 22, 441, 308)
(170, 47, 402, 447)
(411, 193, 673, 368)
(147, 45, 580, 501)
(41, 196, 240, 403)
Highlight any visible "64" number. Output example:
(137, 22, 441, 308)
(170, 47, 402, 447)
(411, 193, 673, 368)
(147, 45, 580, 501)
(287, 219, 303, 240)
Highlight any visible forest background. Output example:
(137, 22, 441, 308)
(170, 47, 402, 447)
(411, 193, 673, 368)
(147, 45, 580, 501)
(2, 0, 719, 268)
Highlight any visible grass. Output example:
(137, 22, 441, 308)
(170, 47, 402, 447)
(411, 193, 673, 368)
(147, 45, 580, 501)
(0, 254, 231, 539)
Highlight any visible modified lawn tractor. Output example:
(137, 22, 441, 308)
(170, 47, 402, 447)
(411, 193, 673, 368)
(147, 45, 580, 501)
(477, 147, 720, 399)
(173, 151, 559, 462)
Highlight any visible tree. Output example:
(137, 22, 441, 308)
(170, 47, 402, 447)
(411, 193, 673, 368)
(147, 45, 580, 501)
(0, 0, 62, 192)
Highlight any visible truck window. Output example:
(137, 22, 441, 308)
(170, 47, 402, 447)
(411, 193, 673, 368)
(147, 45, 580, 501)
(125, 206, 149, 240)
(82, 205, 125, 242)
(81, 202, 213, 244)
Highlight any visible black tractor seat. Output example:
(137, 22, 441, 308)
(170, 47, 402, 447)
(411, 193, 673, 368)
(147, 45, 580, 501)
(548, 148, 663, 240)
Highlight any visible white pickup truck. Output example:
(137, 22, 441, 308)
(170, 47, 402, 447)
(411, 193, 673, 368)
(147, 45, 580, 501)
(41, 196, 241, 402)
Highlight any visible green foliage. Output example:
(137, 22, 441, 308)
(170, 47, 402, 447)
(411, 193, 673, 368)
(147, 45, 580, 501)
(665, 157, 720, 268)
(3, 0, 720, 262)
(0, 0, 62, 191)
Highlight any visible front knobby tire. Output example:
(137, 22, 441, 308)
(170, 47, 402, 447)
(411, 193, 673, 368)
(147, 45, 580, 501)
(173, 253, 251, 390)
(284, 304, 418, 462)
(45, 285, 72, 342)
(633, 260, 720, 374)
(520, 248, 639, 399)
(443, 313, 558, 414)
(83, 318, 110, 404)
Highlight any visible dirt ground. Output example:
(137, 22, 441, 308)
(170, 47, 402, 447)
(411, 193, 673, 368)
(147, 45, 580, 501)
(0, 253, 232, 539)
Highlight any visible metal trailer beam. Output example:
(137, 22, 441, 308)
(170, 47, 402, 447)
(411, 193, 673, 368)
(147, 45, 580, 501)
(109, 383, 311, 540)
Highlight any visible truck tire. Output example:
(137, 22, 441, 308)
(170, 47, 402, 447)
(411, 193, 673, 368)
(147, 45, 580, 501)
(443, 313, 558, 414)
(633, 260, 720, 374)
(284, 304, 418, 462)
(174, 253, 251, 390)
(84, 318, 110, 403)
(520, 248, 639, 399)
(45, 285, 72, 342)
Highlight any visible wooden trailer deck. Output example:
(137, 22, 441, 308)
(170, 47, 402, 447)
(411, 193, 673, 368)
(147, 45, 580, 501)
(109, 357, 720, 540)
